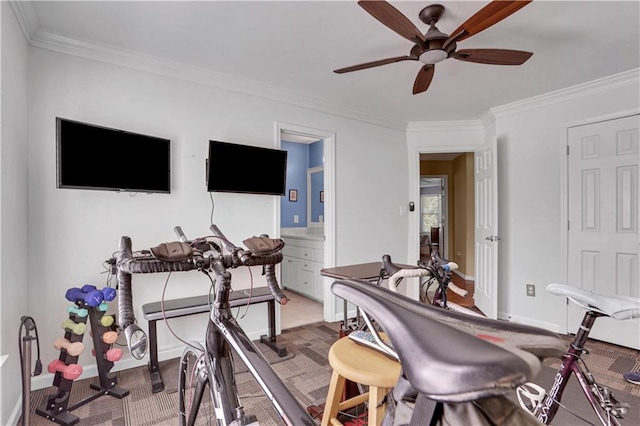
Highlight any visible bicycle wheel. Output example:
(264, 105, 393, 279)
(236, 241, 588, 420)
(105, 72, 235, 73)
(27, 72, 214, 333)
(178, 342, 210, 426)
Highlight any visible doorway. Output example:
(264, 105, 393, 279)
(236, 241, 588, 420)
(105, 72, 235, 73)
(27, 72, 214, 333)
(419, 176, 447, 260)
(418, 151, 478, 307)
(276, 122, 336, 330)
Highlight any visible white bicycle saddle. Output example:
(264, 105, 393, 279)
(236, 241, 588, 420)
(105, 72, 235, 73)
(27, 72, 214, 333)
(546, 283, 640, 320)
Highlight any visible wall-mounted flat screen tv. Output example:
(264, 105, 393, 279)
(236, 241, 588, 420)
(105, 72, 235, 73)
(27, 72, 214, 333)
(57, 118, 171, 194)
(207, 140, 287, 195)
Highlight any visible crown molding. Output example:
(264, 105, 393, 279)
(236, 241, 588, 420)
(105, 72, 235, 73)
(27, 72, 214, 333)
(490, 68, 640, 119)
(8, 0, 39, 40)
(16, 17, 407, 132)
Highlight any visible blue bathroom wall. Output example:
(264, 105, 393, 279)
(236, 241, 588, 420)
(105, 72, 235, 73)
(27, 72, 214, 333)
(309, 140, 323, 168)
(281, 141, 308, 227)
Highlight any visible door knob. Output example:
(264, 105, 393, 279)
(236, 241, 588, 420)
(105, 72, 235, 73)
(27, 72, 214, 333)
(485, 235, 501, 242)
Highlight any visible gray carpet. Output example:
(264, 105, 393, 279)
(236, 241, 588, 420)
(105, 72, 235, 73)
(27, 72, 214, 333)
(22, 322, 640, 425)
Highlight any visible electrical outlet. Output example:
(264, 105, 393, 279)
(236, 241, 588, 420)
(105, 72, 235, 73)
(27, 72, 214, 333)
(293, 215, 299, 224)
(526, 284, 536, 297)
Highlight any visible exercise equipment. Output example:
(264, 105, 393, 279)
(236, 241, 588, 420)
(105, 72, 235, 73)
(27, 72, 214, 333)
(81, 284, 116, 302)
(47, 360, 83, 380)
(92, 347, 123, 362)
(67, 306, 88, 318)
(53, 337, 85, 357)
(37, 289, 129, 425)
(101, 331, 118, 344)
(20, 316, 42, 426)
(99, 314, 114, 327)
(65, 287, 103, 307)
(61, 319, 86, 335)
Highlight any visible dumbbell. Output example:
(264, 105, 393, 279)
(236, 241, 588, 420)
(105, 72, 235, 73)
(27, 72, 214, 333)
(61, 319, 87, 335)
(48, 360, 83, 380)
(67, 306, 88, 318)
(97, 302, 109, 312)
(99, 314, 114, 328)
(53, 337, 85, 356)
(81, 285, 116, 302)
(92, 347, 123, 362)
(101, 331, 118, 344)
(65, 286, 103, 307)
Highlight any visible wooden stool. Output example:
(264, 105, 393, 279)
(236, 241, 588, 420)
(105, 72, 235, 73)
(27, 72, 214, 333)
(321, 336, 401, 426)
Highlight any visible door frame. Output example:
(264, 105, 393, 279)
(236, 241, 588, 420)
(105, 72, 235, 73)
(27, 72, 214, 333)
(275, 122, 336, 324)
(408, 136, 484, 299)
(559, 107, 640, 334)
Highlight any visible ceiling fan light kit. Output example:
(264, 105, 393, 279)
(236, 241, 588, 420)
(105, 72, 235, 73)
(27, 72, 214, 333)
(335, 0, 534, 94)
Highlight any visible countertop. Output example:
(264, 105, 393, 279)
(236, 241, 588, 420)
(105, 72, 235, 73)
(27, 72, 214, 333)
(281, 233, 325, 242)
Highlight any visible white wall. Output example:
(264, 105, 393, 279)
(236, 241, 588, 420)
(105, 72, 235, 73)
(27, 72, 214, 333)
(494, 73, 640, 330)
(25, 48, 408, 391)
(0, 2, 30, 424)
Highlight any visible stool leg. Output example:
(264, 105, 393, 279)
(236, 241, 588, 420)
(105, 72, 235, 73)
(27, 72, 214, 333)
(322, 371, 346, 426)
(368, 386, 387, 426)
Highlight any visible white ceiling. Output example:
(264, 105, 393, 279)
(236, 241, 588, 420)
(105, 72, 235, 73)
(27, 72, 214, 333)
(17, 1, 640, 127)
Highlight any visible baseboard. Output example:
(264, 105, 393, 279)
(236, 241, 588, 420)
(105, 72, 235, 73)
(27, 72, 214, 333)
(498, 311, 561, 333)
(453, 269, 475, 282)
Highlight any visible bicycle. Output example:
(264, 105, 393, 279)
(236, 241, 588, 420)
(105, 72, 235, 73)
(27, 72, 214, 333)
(516, 283, 639, 425)
(376, 255, 640, 425)
(379, 251, 481, 317)
(115, 224, 317, 425)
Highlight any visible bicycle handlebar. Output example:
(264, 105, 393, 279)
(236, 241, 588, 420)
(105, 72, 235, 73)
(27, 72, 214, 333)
(114, 225, 288, 360)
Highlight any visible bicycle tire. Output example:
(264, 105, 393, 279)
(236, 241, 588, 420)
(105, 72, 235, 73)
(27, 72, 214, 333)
(178, 343, 210, 426)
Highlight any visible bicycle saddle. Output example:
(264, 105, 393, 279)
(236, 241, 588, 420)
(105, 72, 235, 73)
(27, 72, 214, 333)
(331, 278, 566, 402)
(547, 283, 640, 320)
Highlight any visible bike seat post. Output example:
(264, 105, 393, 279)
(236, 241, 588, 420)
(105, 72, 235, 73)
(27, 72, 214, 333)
(569, 310, 602, 354)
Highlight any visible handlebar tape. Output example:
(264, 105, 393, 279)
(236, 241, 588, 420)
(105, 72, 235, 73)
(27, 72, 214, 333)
(388, 268, 431, 292)
(447, 282, 468, 298)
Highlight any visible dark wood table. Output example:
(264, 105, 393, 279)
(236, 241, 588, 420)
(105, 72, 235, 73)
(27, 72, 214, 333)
(320, 261, 415, 334)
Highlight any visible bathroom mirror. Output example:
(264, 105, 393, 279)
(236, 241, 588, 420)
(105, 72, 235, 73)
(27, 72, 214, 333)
(307, 165, 324, 227)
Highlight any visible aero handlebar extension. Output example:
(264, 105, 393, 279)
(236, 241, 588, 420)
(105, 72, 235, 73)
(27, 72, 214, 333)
(114, 225, 288, 359)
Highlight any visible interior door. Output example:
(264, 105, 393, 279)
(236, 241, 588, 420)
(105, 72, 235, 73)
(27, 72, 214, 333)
(567, 114, 640, 349)
(474, 137, 499, 319)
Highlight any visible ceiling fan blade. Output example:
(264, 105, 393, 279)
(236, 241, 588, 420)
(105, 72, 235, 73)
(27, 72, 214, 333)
(413, 65, 435, 95)
(358, 0, 426, 43)
(453, 49, 533, 65)
(334, 55, 417, 74)
(443, 0, 532, 49)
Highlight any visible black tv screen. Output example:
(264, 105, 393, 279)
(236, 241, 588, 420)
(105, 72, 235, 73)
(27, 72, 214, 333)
(57, 118, 171, 194)
(207, 140, 287, 195)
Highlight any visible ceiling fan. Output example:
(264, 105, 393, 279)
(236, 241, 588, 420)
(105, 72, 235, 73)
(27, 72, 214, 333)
(335, 0, 534, 95)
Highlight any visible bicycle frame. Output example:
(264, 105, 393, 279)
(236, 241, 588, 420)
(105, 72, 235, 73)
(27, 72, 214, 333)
(181, 260, 316, 426)
(517, 309, 628, 426)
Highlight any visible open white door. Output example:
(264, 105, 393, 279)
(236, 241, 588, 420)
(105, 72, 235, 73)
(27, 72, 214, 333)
(474, 137, 499, 319)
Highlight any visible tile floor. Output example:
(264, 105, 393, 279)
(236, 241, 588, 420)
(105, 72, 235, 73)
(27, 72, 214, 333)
(281, 289, 324, 330)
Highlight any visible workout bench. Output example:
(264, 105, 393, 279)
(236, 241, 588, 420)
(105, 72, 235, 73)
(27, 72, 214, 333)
(142, 286, 286, 393)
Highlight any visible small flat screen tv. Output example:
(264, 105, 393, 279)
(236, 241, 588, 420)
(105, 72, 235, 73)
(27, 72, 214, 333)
(207, 140, 287, 195)
(57, 118, 171, 194)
